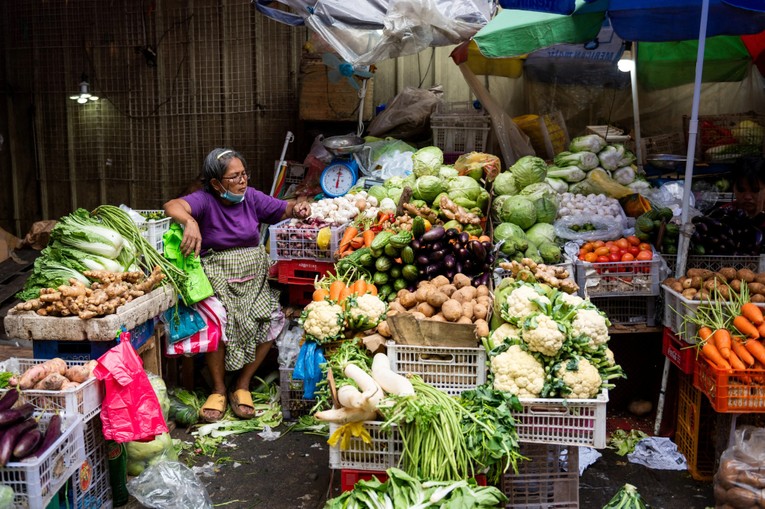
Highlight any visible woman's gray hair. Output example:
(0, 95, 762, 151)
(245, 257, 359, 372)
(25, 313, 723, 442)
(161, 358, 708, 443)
(201, 148, 248, 192)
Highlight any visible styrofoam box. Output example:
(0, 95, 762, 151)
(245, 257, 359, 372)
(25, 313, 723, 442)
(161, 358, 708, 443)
(328, 421, 402, 471)
(0, 414, 85, 509)
(513, 390, 609, 449)
(0, 358, 103, 422)
(386, 342, 486, 396)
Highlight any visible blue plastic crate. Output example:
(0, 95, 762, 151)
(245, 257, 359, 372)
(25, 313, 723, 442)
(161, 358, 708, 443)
(32, 319, 154, 361)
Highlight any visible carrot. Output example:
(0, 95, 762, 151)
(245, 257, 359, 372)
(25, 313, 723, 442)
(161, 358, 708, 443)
(732, 337, 756, 368)
(728, 349, 746, 371)
(339, 287, 353, 307)
(362, 229, 376, 248)
(713, 328, 733, 359)
(329, 281, 346, 302)
(367, 284, 378, 296)
(313, 288, 329, 302)
(733, 315, 760, 340)
(352, 279, 367, 296)
(698, 326, 714, 344)
(339, 226, 359, 254)
(741, 303, 764, 326)
(701, 341, 731, 370)
(758, 322, 765, 338)
(350, 236, 364, 250)
(745, 338, 765, 367)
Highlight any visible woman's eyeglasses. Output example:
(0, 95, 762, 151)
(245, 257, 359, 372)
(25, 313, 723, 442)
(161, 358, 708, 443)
(221, 172, 250, 183)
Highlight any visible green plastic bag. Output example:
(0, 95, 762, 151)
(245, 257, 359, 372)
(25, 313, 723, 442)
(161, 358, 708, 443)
(163, 223, 214, 305)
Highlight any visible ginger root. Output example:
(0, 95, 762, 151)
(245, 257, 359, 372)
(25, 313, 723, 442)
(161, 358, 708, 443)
(439, 195, 481, 225)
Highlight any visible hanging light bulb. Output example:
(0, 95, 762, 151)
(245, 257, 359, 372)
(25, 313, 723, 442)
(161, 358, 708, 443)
(618, 42, 635, 73)
(69, 74, 99, 104)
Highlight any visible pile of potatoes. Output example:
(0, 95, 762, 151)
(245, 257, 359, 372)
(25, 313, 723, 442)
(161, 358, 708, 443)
(377, 273, 491, 338)
(663, 267, 765, 302)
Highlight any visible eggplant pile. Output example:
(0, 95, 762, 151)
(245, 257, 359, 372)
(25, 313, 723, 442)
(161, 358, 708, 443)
(0, 391, 62, 466)
(411, 226, 494, 287)
(691, 208, 764, 256)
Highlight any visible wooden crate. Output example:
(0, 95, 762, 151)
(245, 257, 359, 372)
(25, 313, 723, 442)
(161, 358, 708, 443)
(298, 55, 374, 122)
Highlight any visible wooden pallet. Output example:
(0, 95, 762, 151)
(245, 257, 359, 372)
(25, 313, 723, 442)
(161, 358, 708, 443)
(0, 249, 40, 341)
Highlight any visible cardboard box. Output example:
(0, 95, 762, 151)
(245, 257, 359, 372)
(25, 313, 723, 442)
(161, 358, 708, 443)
(386, 314, 479, 348)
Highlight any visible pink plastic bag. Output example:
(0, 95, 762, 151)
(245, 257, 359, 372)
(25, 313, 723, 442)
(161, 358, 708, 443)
(94, 340, 168, 443)
(165, 297, 226, 357)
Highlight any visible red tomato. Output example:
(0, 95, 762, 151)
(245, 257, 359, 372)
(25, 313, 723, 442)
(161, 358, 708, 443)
(639, 243, 652, 252)
(579, 247, 590, 257)
(582, 243, 594, 253)
(627, 235, 641, 246)
(597, 255, 611, 263)
(621, 252, 635, 262)
(605, 241, 615, 247)
(609, 245, 621, 254)
(609, 253, 621, 262)
(616, 238, 630, 250)
(595, 246, 611, 256)
(593, 240, 605, 248)
(585, 252, 598, 263)
(578, 254, 586, 261)
(636, 250, 653, 261)
(628, 246, 640, 256)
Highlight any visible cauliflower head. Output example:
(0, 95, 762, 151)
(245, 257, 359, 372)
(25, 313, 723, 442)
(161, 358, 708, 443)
(347, 294, 387, 330)
(488, 323, 522, 350)
(491, 345, 545, 398)
(571, 308, 609, 348)
(557, 358, 601, 399)
(300, 300, 344, 342)
(522, 314, 565, 357)
(501, 285, 551, 324)
(557, 292, 584, 308)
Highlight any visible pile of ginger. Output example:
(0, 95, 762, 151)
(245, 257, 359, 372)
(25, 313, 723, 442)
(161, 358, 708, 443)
(12, 266, 165, 319)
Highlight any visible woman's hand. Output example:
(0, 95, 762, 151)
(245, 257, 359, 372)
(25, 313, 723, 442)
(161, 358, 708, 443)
(181, 219, 203, 257)
(293, 201, 311, 220)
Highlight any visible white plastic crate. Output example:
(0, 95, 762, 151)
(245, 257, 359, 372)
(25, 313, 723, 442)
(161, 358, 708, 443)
(0, 414, 85, 509)
(513, 390, 608, 448)
(575, 257, 662, 297)
(589, 296, 658, 326)
(268, 219, 348, 262)
(501, 443, 579, 509)
(386, 342, 487, 396)
(661, 253, 765, 275)
(662, 285, 765, 343)
(0, 358, 103, 422)
(71, 413, 112, 509)
(431, 101, 491, 153)
(134, 210, 172, 253)
(328, 421, 403, 471)
(279, 367, 316, 421)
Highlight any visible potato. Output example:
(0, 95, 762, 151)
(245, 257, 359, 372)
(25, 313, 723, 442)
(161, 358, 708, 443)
(476, 285, 490, 297)
(703, 279, 722, 291)
(378, 320, 391, 337)
(457, 316, 473, 324)
(430, 313, 446, 322)
(681, 288, 697, 299)
(690, 276, 704, 289)
(461, 301, 474, 320)
(476, 295, 491, 308)
(386, 309, 399, 318)
(411, 311, 427, 320)
(451, 288, 468, 303)
(388, 301, 407, 314)
(729, 279, 742, 293)
(439, 284, 456, 297)
(473, 303, 488, 320)
(460, 286, 477, 301)
(687, 268, 713, 279)
(417, 280, 432, 289)
(474, 319, 489, 338)
(441, 299, 463, 321)
(752, 294, 765, 303)
(426, 290, 448, 309)
(681, 278, 693, 289)
(415, 287, 430, 303)
(756, 273, 765, 285)
(416, 302, 436, 318)
(719, 267, 738, 281)
(738, 269, 757, 283)
(453, 273, 472, 289)
(670, 282, 684, 293)
(715, 285, 731, 300)
(431, 275, 450, 288)
(663, 277, 679, 287)
(749, 282, 765, 295)
(698, 289, 711, 301)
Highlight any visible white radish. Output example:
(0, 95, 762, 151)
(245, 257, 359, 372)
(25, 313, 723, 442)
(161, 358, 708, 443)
(344, 364, 384, 410)
(337, 385, 367, 409)
(314, 406, 377, 424)
(371, 353, 415, 396)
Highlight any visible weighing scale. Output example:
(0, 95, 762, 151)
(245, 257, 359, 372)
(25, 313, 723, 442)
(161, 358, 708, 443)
(320, 135, 371, 198)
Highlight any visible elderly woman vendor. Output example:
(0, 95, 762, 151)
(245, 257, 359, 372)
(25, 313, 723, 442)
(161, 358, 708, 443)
(164, 148, 311, 422)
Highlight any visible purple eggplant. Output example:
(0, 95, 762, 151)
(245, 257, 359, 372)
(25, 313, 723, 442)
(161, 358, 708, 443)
(0, 419, 36, 466)
(445, 228, 459, 239)
(431, 250, 445, 262)
(13, 427, 42, 460)
(458, 232, 470, 245)
(410, 239, 422, 251)
(455, 262, 463, 274)
(444, 255, 456, 270)
(421, 226, 445, 243)
(457, 248, 470, 260)
(431, 241, 444, 253)
(417, 255, 430, 267)
(0, 403, 34, 428)
(29, 414, 61, 460)
(0, 390, 19, 412)
(470, 240, 486, 262)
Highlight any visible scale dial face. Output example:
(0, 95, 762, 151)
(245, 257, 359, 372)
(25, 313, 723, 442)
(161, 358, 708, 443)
(320, 162, 357, 197)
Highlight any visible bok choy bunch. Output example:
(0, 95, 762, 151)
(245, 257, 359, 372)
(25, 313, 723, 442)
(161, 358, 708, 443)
(50, 208, 125, 259)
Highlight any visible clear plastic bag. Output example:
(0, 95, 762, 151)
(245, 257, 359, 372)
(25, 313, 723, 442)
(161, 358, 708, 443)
(714, 426, 765, 509)
(554, 214, 626, 242)
(367, 86, 443, 139)
(127, 461, 213, 509)
(276, 323, 303, 369)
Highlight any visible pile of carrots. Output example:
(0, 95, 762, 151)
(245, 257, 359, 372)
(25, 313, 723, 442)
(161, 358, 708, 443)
(336, 213, 394, 258)
(313, 278, 377, 307)
(695, 296, 765, 373)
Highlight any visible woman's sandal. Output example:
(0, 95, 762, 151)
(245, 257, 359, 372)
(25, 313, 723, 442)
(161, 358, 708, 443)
(229, 389, 255, 420)
(199, 393, 227, 423)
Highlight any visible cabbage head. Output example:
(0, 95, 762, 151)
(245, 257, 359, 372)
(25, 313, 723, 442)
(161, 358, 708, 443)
(492, 194, 510, 221)
(387, 187, 403, 204)
(493, 222, 528, 256)
(525, 223, 556, 246)
(493, 171, 518, 196)
(413, 176, 443, 204)
(412, 146, 444, 177)
(500, 195, 537, 230)
(510, 156, 547, 189)
(519, 182, 556, 203)
(534, 196, 558, 224)
(439, 166, 458, 180)
(447, 176, 483, 202)
(384, 176, 405, 189)
(368, 185, 388, 203)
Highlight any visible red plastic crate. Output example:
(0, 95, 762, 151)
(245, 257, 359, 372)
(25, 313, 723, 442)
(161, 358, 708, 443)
(662, 327, 696, 375)
(277, 259, 334, 285)
(287, 284, 314, 306)
(693, 356, 765, 413)
(340, 469, 486, 492)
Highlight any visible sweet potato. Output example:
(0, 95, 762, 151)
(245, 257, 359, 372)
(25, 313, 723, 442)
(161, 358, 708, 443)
(33, 373, 68, 391)
(18, 358, 67, 390)
(65, 361, 95, 384)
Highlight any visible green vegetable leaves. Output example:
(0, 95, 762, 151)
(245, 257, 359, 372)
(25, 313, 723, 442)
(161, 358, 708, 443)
(609, 429, 648, 456)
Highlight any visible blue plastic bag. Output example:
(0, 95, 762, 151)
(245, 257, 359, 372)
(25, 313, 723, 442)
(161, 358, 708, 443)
(292, 341, 326, 399)
(163, 304, 207, 344)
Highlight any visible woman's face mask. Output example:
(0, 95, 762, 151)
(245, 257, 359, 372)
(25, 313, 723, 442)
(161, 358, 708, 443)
(216, 157, 249, 204)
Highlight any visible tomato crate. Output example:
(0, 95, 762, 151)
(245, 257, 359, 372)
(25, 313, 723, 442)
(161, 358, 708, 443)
(286, 284, 315, 307)
(276, 259, 335, 285)
(662, 285, 765, 342)
(328, 421, 403, 471)
(589, 295, 657, 326)
(431, 101, 491, 153)
(675, 372, 716, 481)
(268, 219, 348, 262)
(0, 413, 85, 509)
(500, 443, 578, 509)
(661, 254, 765, 275)
(0, 358, 103, 422)
(339, 469, 487, 492)
(385, 342, 487, 396)
(662, 327, 696, 375)
(134, 210, 172, 253)
(513, 390, 608, 448)
(693, 356, 765, 413)
(279, 367, 316, 421)
(575, 257, 662, 298)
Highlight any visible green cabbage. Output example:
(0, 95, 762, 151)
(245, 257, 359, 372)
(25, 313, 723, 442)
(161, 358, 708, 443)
(493, 222, 528, 256)
(500, 195, 537, 230)
(493, 171, 518, 196)
(368, 185, 388, 202)
(412, 146, 444, 177)
(491, 195, 510, 221)
(446, 176, 483, 203)
(413, 176, 443, 204)
(387, 188, 403, 204)
(534, 197, 558, 224)
(384, 176, 406, 189)
(439, 166, 458, 180)
(569, 134, 606, 153)
(509, 156, 547, 189)
(519, 182, 556, 203)
(524, 243, 543, 264)
(525, 223, 556, 246)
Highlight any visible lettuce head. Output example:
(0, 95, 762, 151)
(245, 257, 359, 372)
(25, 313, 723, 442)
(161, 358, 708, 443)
(493, 171, 519, 196)
(500, 195, 537, 230)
